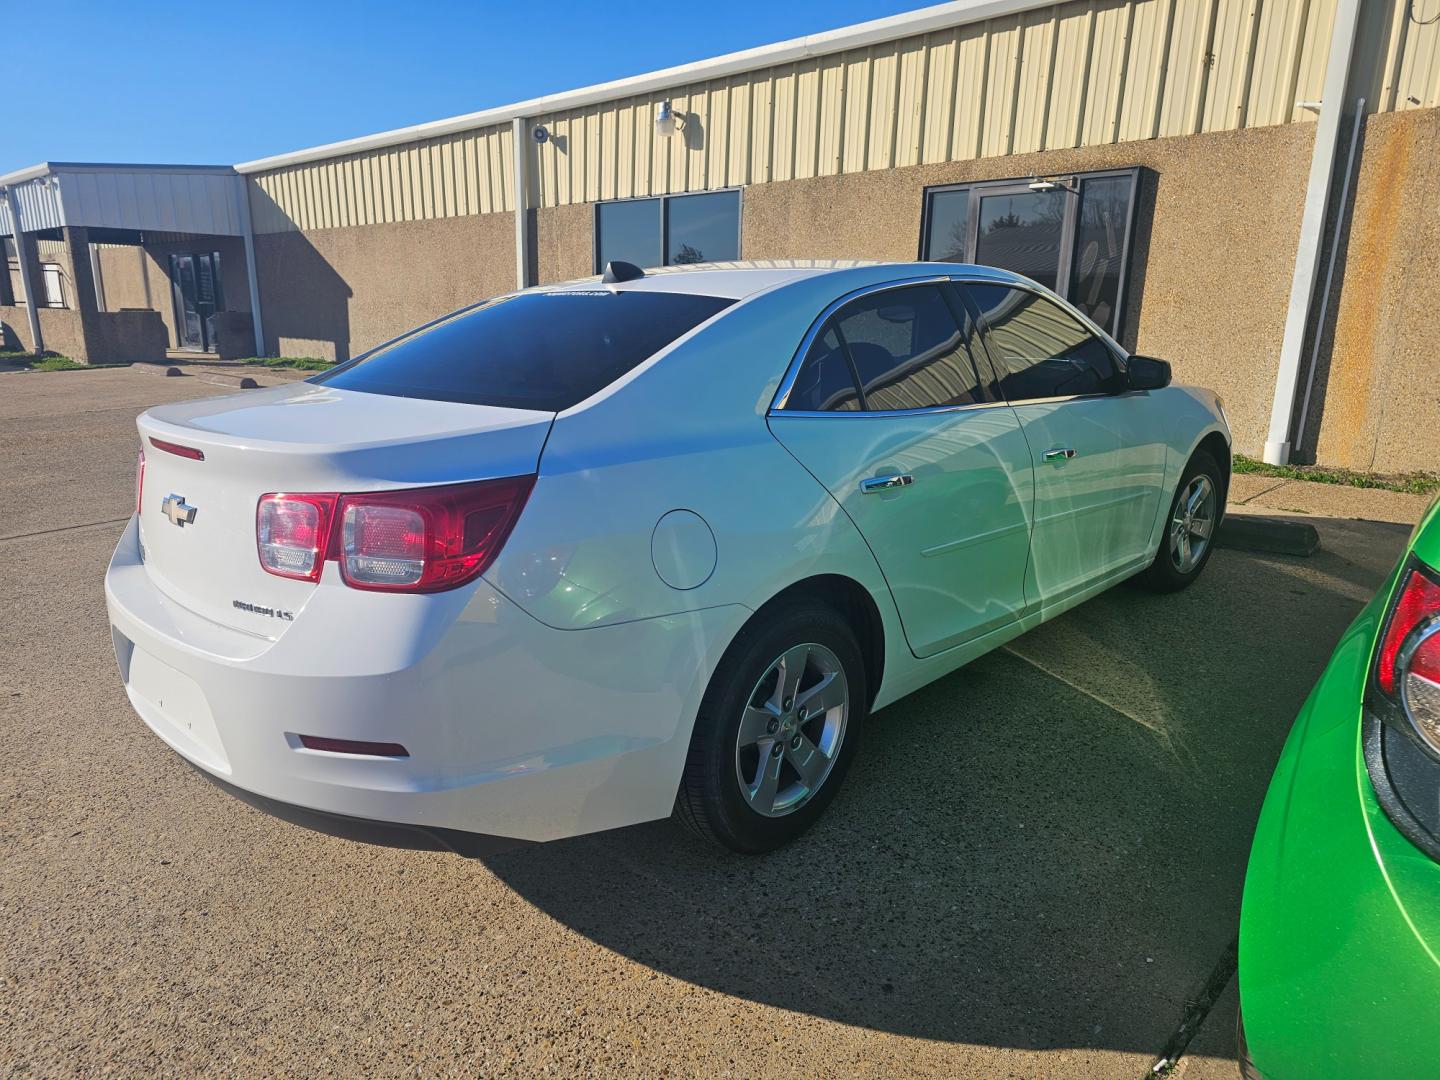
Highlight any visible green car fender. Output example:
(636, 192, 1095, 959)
(1239, 496, 1440, 1078)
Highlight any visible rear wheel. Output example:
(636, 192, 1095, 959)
(1135, 450, 1223, 592)
(676, 601, 866, 853)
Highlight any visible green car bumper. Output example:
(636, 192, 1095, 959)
(1240, 505, 1440, 1078)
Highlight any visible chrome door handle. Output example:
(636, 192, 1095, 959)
(1042, 448, 1077, 462)
(860, 474, 915, 494)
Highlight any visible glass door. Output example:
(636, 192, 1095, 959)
(169, 252, 225, 351)
(971, 183, 1073, 294)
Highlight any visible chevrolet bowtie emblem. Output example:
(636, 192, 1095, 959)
(161, 493, 197, 528)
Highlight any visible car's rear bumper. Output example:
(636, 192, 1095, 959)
(1238, 584, 1440, 1077)
(105, 516, 748, 845)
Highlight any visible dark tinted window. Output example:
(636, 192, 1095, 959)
(312, 290, 734, 411)
(832, 285, 984, 411)
(924, 188, 970, 262)
(965, 284, 1119, 401)
(667, 190, 739, 264)
(595, 191, 740, 271)
(596, 199, 662, 270)
(785, 325, 861, 412)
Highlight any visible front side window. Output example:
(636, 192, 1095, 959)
(313, 290, 734, 412)
(783, 284, 984, 413)
(595, 190, 740, 272)
(921, 169, 1139, 337)
(964, 284, 1120, 402)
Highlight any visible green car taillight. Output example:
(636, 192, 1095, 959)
(1364, 556, 1440, 861)
(1372, 560, 1440, 754)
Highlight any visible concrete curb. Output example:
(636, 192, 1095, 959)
(1216, 515, 1321, 557)
(132, 363, 183, 377)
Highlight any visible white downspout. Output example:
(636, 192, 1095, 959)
(234, 175, 267, 357)
(3, 185, 45, 354)
(512, 117, 530, 290)
(1263, 0, 1363, 464)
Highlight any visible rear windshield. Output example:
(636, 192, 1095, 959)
(310, 290, 734, 411)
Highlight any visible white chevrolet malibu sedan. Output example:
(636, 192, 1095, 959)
(106, 261, 1230, 854)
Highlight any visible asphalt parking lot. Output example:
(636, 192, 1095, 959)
(0, 368, 1422, 1078)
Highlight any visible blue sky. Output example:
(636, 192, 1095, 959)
(8, 1, 929, 174)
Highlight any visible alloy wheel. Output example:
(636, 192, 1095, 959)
(734, 642, 849, 818)
(1169, 474, 1216, 573)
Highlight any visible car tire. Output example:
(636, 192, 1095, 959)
(1134, 449, 1225, 593)
(675, 600, 867, 853)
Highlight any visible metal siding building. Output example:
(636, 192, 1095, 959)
(5, 0, 1439, 472)
(239, 0, 1440, 231)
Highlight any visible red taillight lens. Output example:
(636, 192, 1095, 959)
(1378, 566, 1440, 695)
(135, 449, 146, 516)
(257, 493, 339, 582)
(337, 476, 535, 593)
(148, 436, 205, 461)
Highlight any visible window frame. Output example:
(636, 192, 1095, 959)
(918, 168, 1140, 340)
(592, 187, 743, 273)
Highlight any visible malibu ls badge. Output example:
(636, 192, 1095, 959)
(161, 493, 197, 528)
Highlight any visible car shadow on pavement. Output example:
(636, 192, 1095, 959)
(482, 519, 1410, 1054)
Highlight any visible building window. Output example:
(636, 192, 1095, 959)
(41, 264, 66, 308)
(595, 189, 740, 272)
(920, 169, 1139, 338)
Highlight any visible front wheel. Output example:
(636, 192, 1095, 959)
(1134, 449, 1224, 592)
(675, 601, 867, 853)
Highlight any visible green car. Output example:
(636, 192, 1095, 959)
(1239, 494, 1440, 1078)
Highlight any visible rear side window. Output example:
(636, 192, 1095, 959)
(964, 284, 1119, 401)
(785, 325, 861, 412)
(312, 290, 734, 411)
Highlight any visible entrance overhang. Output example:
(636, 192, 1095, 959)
(0, 162, 264, 358)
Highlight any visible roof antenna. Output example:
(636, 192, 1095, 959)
(601, 260, 645, 284)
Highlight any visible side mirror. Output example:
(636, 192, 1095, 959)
(1126, 354, 1171, 391)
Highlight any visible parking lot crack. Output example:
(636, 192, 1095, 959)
(0, 517, 131, 542)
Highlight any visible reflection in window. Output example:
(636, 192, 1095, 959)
(1068, 176, 1129, 331)
(965, 284, 1119, 401)
(975, 190, 1065, 293)
(666, 191, 739, 265)
(924, 188, 969, 263)
(595, 190, 740, 272)
(833, 285, 983, 411)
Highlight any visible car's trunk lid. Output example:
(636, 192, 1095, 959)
(135, 383, 553, 636)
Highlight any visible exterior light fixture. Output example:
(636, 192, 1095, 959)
(656, 100, 678, 138)
(1027, 175, 1076, 193)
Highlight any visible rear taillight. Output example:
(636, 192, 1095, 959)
(257, 493, 339, 583)
(253, 476, 534, 593)
(1374, 561, 1440, 753)
(135, 449, 146, 516)
(338, 476, 535, 592)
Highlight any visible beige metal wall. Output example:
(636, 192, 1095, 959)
(248, 125, 514, 233)
(245, 0, 1440, 233)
